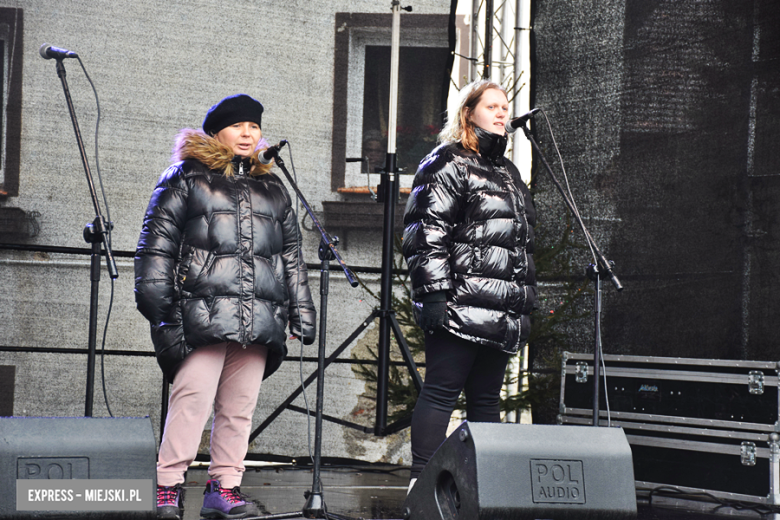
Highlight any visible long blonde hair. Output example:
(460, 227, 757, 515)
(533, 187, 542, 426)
(438, 79, 508, 153)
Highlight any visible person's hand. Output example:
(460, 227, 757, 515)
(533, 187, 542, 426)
(289, 309, 316, 345)
(290, 333, 314, 345)
(419, 301, 447, 333)
(418, 291, 447, 333)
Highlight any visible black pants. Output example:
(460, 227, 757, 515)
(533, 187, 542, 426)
(409, 330, 510, 479)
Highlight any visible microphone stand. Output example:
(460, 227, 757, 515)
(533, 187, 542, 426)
(249, 150, 355, 520)
(517, 122, 622, 427)
(49, 57, 118, 417)
(373, 0, 425, 437)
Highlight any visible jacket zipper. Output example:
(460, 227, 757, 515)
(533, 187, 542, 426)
(237, 158, 251, 348)
(237, 158, 245, 345)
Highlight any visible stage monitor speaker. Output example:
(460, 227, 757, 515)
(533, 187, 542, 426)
(403, 422, 637, 520)
(0, 416, 157, 519)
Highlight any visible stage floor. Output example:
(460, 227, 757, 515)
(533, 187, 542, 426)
(184, 462, 408, 520)
(178, 462, 774, 520)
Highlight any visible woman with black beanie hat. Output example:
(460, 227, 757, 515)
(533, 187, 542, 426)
(135, 93, 316, 519)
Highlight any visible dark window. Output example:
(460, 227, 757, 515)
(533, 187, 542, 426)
(361, 45, 449, 176)
(0, 365, 14, 415)
(330, 13, 450, 193)
(0, 7, 23, 198)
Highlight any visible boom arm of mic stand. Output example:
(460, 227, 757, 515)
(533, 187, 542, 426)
(271, 154, 359, 288)
(520, 124, 622, 291)
(54, 59, 118, 280)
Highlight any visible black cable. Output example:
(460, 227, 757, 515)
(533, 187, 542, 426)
(76, 55, 115, 418)
(282, 140, 316, 467)
(532, 108, 611, 424)
(77, 57, 110, 227)
(598, 294, 610, 427)
(535, 108, 597, 265)
(100, 278, 116, 418)
(648, 485, 780, 515)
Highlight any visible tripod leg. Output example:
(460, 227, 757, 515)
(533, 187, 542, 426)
(248, 310, 380, 443)
(379, 314, 423, 436)
(389, 313, 423, 392)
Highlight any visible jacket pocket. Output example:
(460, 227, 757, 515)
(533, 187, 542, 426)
(181, 250, 214, 295)
(175, 253, 193, 298)
(471, 224, 484, 273)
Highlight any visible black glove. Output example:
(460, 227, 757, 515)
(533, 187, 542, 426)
(419, 291, 447, 333)
(289, 307, 316, 345)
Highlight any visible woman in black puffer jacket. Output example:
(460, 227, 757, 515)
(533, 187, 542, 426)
(402, 80, 536, 487)
(135, 94, 315, 519)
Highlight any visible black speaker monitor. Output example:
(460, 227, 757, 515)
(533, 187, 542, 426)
(0, 416, 157, 519)
(403, 422, 637, 520)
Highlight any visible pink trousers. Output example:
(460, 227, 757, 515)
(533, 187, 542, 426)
(156, 342, 268, 489)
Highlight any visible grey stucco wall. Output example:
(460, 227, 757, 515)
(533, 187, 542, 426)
(0, 0, 451, 463)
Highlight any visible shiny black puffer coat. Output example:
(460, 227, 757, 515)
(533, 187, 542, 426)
(134, 130, 316, 381)
(402, 129, 536, 354)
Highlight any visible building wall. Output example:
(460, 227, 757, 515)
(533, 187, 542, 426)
(0, 0, 451, 463)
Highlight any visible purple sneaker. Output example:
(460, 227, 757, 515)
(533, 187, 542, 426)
(200, 479, 259, 519)
(156, 484, 184, 520)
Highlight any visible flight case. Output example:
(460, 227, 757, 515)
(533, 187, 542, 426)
(558, 352, 780, 515)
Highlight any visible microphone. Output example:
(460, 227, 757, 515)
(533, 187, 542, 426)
(259, 140, 288, 165)
(505, 108, 540, 134)
(39, 43, 78, 60)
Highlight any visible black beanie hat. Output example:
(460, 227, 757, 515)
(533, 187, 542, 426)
(202, 94, 264, 135)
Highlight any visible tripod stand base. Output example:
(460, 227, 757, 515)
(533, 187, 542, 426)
(238, 492, 328, 520)
(241, 492, 351, 520)
(302, 491, 326, 518)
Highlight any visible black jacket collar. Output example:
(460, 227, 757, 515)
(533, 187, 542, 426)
(475, 127, 508, 165)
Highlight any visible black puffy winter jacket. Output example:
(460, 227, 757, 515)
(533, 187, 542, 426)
(402, 128, 536, 354)
(134, 129, 316, 381)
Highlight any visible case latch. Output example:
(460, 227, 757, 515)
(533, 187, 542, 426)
(741, 442, 757, 466)
(749, 370, 765, 395)
(575, 362, 589, 383)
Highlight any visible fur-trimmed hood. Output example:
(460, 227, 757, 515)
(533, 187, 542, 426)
(171, 128, 272, 177)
